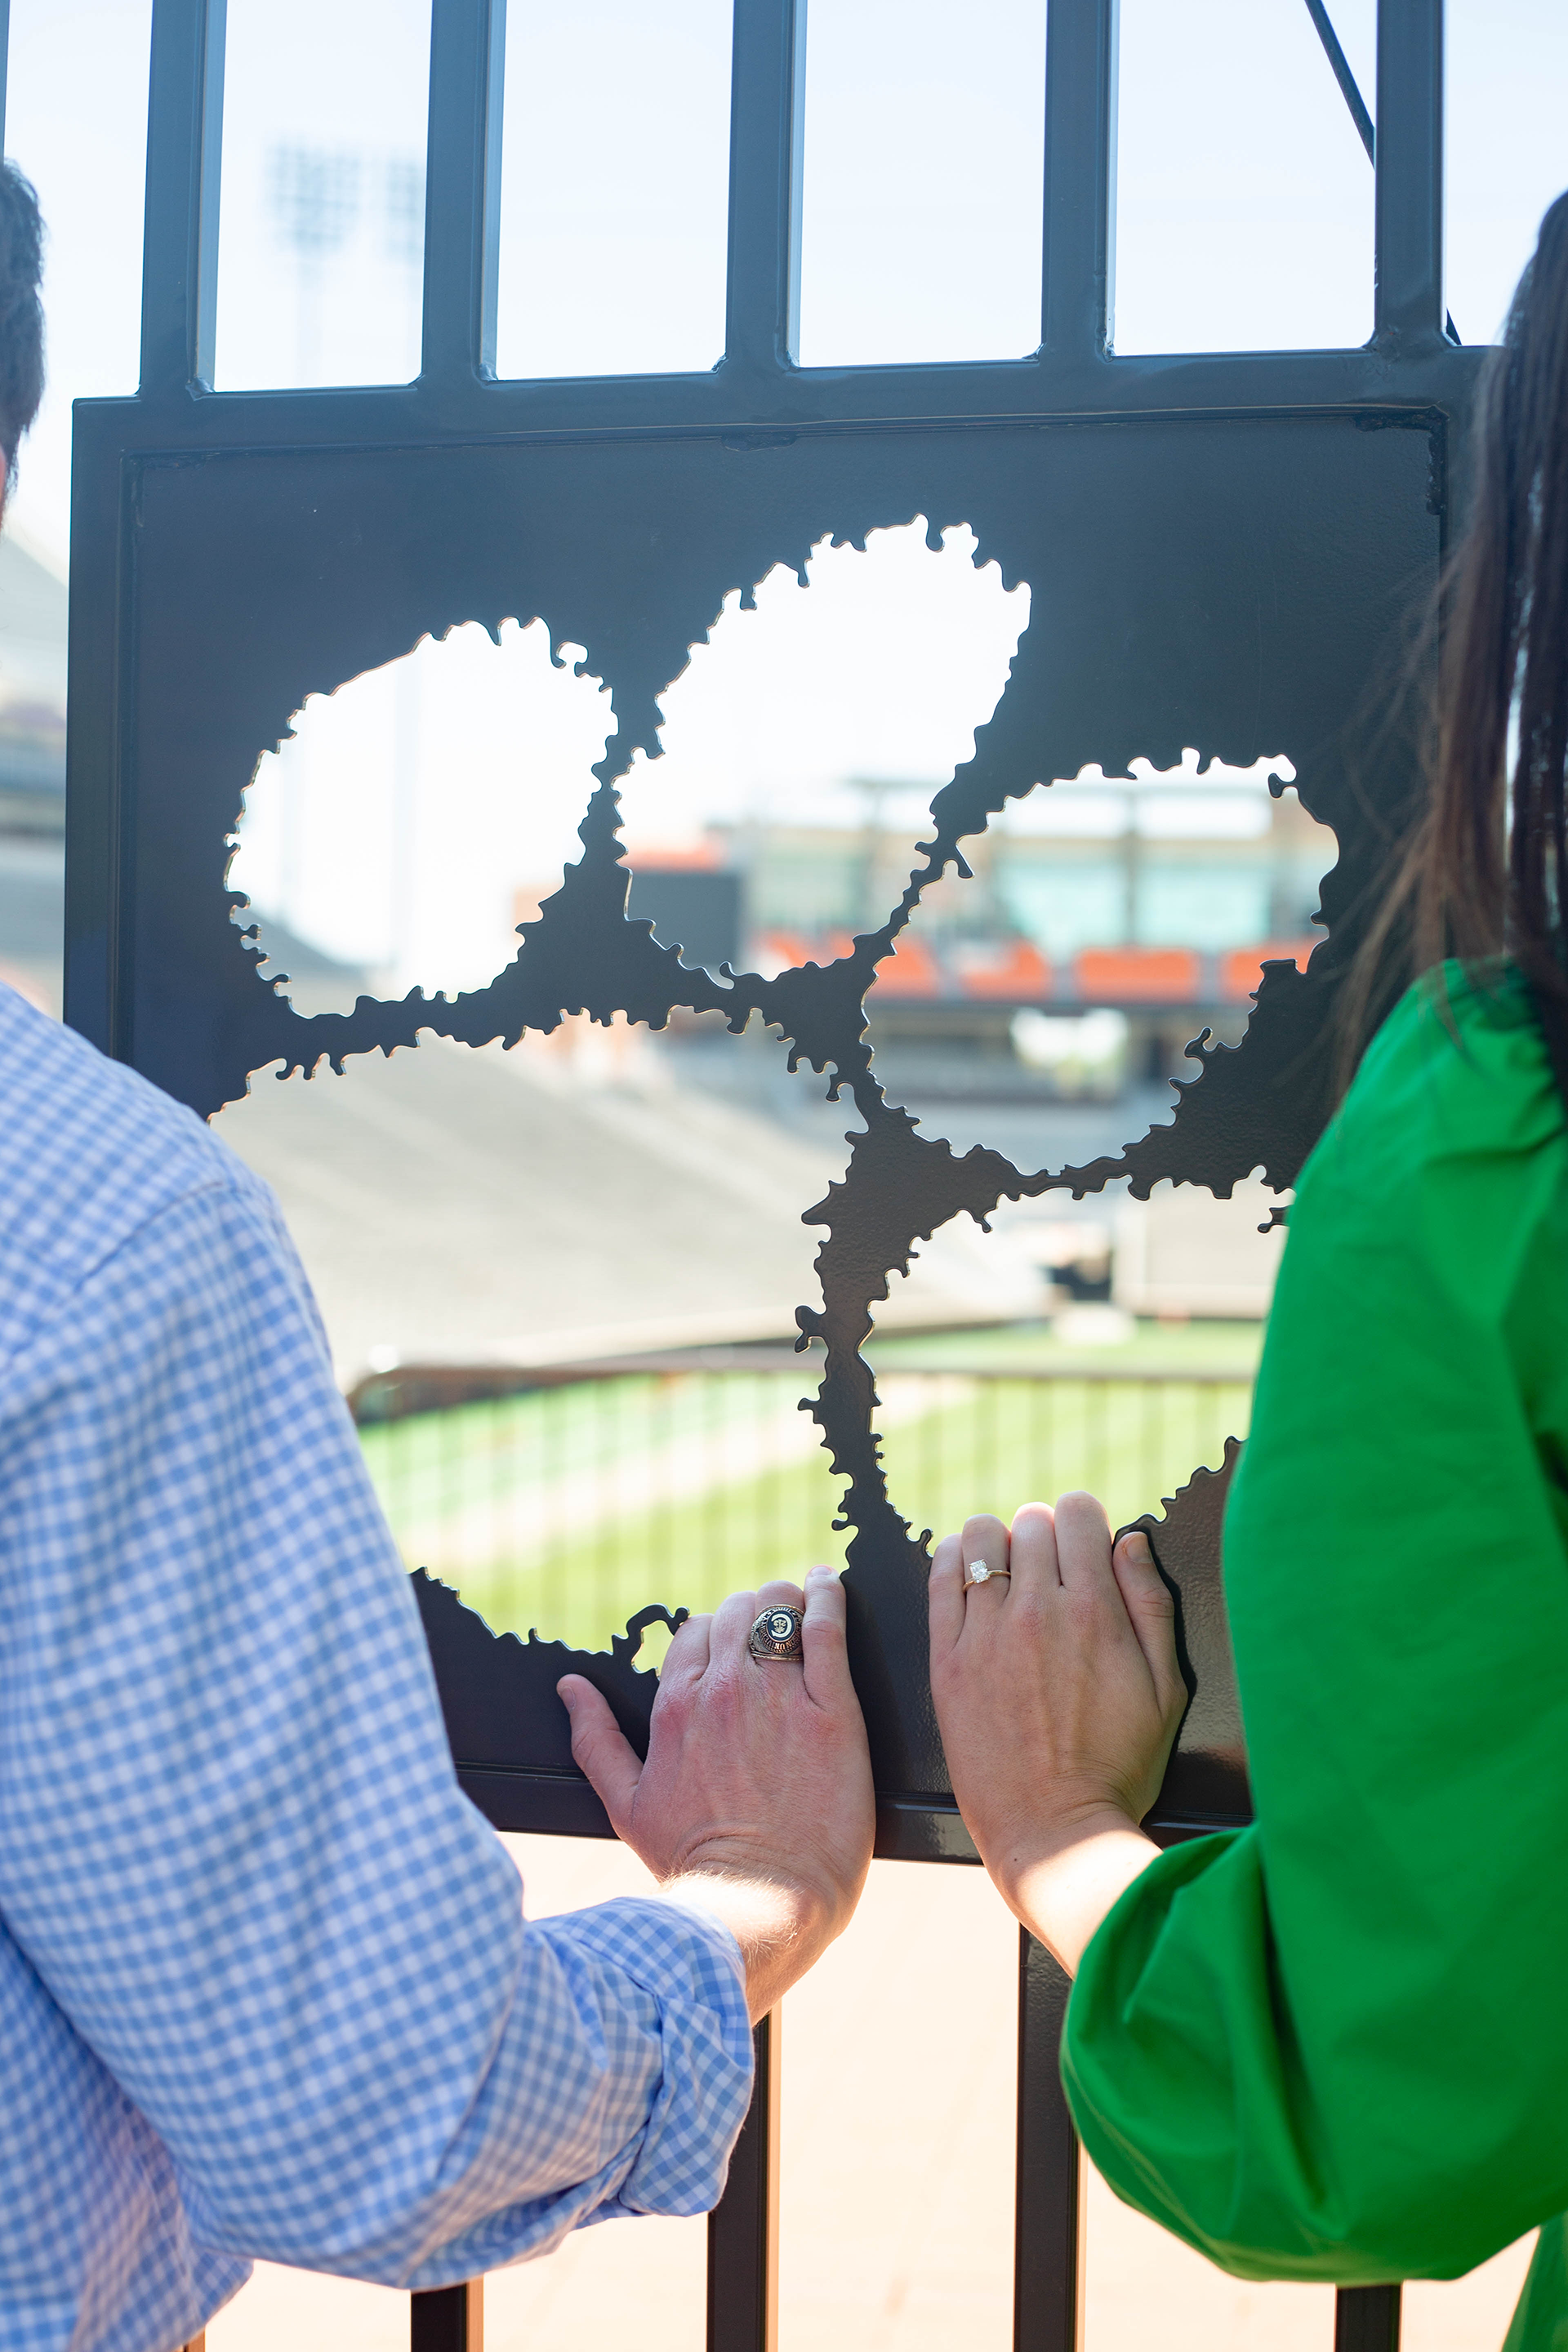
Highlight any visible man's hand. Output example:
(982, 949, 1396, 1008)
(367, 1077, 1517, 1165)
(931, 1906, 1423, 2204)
(558, 1566, 874, 2018)
(929, 1495, 1188, 1974)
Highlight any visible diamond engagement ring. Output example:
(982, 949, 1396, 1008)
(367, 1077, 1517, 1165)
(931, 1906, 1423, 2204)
(749, 1604, 805, 1663)
(962, 1562, 1012, 1591)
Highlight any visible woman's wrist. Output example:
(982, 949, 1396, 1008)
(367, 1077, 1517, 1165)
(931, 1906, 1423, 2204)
(925, 1497, 1189, 1976)
(982, 1804, 1161, 1978)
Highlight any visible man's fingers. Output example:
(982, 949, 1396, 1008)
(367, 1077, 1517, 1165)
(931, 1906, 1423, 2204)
(1111, 1530, 1187, 1716)
(929, 1533, 966, 1657)
(660, 1610, 712, 1690)
(709, 1587, 760, 1671)
(558, 1676, 642, 1838)
(756, 1578, 806, 1615)
(800, 1565, 852, 1708)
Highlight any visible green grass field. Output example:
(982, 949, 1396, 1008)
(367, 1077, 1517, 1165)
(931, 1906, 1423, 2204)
(361, 1335, 1254, 1661)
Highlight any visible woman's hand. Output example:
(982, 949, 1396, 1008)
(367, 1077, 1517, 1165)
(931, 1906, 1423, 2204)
(559, 1566, 874, 2020)
(929, 1494, 1188, 1974)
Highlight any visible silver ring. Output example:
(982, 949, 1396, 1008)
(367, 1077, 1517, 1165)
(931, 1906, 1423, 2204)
(962, 1562, 1012, 1591)
(749, 1605, 804, 1663)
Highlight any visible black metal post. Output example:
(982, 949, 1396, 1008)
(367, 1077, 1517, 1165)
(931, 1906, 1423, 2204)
(0, 0, 12, 157)
(1304, 0, 1374, 163)
(411, 2278, 483, 2352)
(1373, 0, 1443, 349)
(1040, 0, 1117, 365)
(707, 2010, 780, 2352)
(1014, 1931, 1082, 2352)
(139, 0, 226, 399)
(421, 0, 506, 387)
(721, 0, 804, 382)
(1335, 2284, 1402, 2351)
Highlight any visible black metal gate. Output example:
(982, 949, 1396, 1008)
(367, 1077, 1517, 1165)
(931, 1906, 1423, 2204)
(64, 2, 1477, 2345)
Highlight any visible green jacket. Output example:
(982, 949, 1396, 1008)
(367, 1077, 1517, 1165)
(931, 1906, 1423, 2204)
(1060, 964, 1568, 2349)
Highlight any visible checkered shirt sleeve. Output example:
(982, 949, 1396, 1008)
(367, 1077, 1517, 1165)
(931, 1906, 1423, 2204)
(0, 990, 752, 2352)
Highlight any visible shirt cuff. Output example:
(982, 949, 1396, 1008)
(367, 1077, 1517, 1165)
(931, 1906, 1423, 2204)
(534, 1895, 754, 2218)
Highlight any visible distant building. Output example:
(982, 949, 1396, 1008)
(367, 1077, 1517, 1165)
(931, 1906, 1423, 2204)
(632, 778, 1334, 1102)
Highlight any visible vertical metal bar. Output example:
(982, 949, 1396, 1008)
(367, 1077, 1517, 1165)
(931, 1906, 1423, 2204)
(707, 2009, 780, 2352)
(980, 1374, 999, 1511)
(1304, 0, 1374, 163)
(1307, 0, 1458, 340)
(929, 1370, 943, 1532)
(1335, 2284, 1402, 2351)
(410, 2278, 483, 2352)
(1373, 0, 1443, 348)
(723, 0, 805, 376)
(704, 1373, 719, 1591)
(421, 0, 506, 385)
(64, 406, 128, 1057)
(0, 0, 12, 155)
(1015, 1931, 1083, 2352)
(488, 1393, 501, 1615)
(139, 0, 226, 397)
(1040, 0, 1117, 361)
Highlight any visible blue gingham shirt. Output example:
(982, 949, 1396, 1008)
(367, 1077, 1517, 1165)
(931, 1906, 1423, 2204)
(0, 985, 752, 2352)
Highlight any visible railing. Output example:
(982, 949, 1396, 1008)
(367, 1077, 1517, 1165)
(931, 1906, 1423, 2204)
(355, 1348, 1400, 2351)
(358, 1350, 1254, 2352)
(350, 1353, 1258, 1651)
(350, 1345, 1401, 2352)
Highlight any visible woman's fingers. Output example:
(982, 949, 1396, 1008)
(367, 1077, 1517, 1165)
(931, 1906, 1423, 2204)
(929, 1532, 966, 1658)
(1111, 1529, 1187, 1718)
(960, 1512, 1011, 1599)
(928, 1490, 1187, 1893)
(1007, 1501, 1059, 1592)
(1052, 1490, 1117, 1593)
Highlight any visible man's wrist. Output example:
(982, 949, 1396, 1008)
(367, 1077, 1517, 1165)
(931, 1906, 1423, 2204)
(662, 1862, 832, 1938)
(664, 1843, 840, 1940)
(659, 1865, 834, 2020)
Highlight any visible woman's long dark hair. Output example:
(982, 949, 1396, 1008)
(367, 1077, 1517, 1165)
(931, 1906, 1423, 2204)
(1342, 190, 1568, 1076)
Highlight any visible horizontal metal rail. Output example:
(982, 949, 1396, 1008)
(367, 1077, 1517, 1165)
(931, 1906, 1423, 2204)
(348, 1352, 1258, 1419)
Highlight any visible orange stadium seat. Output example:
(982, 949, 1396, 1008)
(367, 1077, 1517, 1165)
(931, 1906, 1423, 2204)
(953, 940, 1053, 999)
(869, 933, 942, 996)
(1222, 940, 1317, 1000)
(1074, 947, 1200, 1002)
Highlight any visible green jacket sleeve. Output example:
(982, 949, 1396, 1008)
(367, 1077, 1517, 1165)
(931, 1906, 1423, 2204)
(1061, 968, 1568, 2285)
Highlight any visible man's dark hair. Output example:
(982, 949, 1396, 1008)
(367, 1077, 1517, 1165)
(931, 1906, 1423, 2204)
(0, 161, 44, 483)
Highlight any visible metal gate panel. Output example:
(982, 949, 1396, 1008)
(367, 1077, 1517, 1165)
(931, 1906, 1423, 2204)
(63, 4, 1472, 2345)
